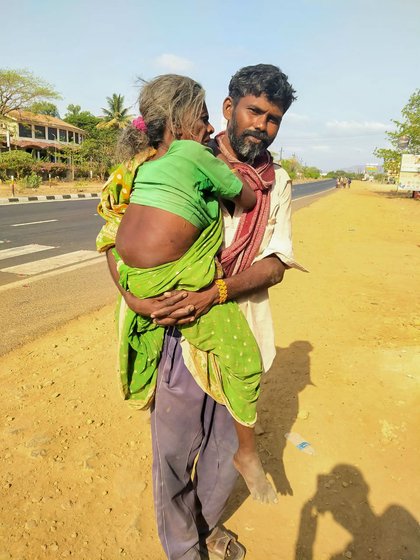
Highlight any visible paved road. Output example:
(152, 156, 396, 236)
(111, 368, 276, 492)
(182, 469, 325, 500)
(0, 199, 102, 286)
(0, 180, 335, 355)
(0, 179, 335, 286)
(0, 199, 101, 251)
(292, 179, 335, 198)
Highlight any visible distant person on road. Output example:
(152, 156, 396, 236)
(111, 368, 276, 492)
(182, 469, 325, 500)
(347, 177, 352, 188)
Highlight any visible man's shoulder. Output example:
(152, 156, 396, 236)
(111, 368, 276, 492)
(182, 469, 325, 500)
(273, 164, 291, 187)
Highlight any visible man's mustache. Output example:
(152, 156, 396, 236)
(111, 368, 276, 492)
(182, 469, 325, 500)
(242, 129, 270, 143)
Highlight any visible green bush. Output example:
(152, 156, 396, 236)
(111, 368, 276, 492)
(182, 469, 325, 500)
(33, 160, 70, 179)
(281, 159, 297, 180)
(303, 166, 321, 179)
(23, 172, 42, 189)
(0, 151, 34, 180)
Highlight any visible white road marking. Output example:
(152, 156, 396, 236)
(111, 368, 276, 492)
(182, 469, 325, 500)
(0, 254, 106, 292)
(11, 219, 58, 227)
(0, 244, 55, 261)
(2, 250, 100, 275)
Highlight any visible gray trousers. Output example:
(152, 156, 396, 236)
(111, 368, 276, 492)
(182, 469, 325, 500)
(151, 328, 239, 560)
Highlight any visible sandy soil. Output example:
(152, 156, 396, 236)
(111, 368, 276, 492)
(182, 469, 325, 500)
(1, 181, 419, 560)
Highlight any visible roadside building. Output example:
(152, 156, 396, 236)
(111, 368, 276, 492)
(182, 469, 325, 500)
(0, 110, 85, 162)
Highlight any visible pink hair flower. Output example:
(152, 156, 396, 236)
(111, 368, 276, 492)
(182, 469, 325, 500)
(132, 116, 148, 132)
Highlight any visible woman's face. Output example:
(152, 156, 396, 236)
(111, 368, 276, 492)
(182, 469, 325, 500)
(180, 103, 215, 145)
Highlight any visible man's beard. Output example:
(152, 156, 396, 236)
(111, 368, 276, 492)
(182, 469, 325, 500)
(227, 113, 271, 163)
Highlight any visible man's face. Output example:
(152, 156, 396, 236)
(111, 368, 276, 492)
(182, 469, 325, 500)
(223, 94, 284, 163)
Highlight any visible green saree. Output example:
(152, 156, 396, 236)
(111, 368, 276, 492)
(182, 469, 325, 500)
(114, 213, 262, 426)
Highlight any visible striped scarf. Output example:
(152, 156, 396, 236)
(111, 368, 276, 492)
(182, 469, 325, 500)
(216, 131, 275, 277)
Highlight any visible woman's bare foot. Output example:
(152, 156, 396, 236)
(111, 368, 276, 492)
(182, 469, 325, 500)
(233, 448, 278, 504)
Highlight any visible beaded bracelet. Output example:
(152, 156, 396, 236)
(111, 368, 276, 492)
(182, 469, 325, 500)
(215, 279, 228, 304)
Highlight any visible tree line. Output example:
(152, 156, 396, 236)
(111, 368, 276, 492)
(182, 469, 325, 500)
(374, 89, 419, 175)
(0, 70, 132, 183)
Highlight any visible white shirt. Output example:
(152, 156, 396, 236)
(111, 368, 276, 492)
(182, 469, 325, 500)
(182, 164, 304, 374)
(221, 164, 304, 371)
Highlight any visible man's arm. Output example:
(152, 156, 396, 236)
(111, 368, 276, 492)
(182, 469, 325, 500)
(106, 249, 287, 326)
(150, 255, 286, 325)
(108, 167, 297, 325)
(106, 248, 125, 297)
(151, 169, 299, 324)
(225, 254, 286, 298)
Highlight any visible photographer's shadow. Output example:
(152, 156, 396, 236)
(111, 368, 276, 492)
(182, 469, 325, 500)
(295, 464, 420, 559)
(223, 340, 314, 519)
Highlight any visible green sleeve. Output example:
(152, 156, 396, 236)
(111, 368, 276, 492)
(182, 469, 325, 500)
(190, 141, 243, 199)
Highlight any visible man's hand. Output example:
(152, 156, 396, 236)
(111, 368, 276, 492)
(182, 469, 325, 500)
(121, 283, 219, 327)
(124, 290, 193, 325)
(151, 284, 219, 326)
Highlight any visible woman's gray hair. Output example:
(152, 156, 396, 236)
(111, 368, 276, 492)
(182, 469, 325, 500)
(117, 74, 205, 161)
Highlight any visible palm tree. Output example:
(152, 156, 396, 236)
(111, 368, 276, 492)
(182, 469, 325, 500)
(97, 93, 132, 129)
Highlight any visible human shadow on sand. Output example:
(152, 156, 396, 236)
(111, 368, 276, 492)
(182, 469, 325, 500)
(222, 340, 314, 520)
(294, 464, 420, 560)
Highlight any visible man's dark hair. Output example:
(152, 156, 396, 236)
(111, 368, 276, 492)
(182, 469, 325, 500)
(228, 64, 297, 112)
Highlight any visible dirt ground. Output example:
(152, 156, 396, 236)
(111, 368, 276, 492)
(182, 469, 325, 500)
(1, 181, 419, 560)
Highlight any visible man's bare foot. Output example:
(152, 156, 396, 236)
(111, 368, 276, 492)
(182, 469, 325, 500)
(233, 449, 278, 504)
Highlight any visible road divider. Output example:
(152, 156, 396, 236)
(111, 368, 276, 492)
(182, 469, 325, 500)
(0, 193, 100, 205)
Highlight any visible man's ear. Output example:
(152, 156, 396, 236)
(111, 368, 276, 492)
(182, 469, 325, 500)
(223, 97, 233, 120)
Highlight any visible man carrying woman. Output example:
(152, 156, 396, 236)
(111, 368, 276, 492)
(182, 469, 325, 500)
(97, 64, 302, 560)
